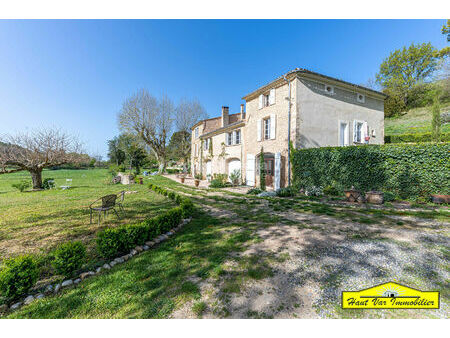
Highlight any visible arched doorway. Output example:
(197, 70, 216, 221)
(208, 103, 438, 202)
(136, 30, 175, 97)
(227, 158, 241, 181)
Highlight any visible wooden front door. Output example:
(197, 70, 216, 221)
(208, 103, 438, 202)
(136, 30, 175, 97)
(264, 158, 274, 187)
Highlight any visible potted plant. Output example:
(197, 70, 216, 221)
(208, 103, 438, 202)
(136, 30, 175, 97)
(194, 173, 202, 187)
(180, 174, 186, 184)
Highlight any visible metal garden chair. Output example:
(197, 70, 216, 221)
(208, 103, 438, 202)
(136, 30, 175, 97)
(89, 194, 120, 225)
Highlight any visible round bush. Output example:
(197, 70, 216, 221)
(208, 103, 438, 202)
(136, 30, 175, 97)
(0, 255, 39, 301)
(52, 241, 86, 277)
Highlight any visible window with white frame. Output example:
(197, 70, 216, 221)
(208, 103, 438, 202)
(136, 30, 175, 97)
(353, 120, 364, 143)
(356, 93, 365, 103)
(235, 129, 241, 144)
(227, 132, 233, 145)
(324, 84, 334, 95)
(264, 118, 271, 140)
(194, 127, 199, 138)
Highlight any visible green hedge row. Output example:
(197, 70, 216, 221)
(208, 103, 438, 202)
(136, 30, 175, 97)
(96, 183, 194, 258)
(291, 143, 450, 199)
(1, 184, 194, 303)
(385, 132, 450, 144)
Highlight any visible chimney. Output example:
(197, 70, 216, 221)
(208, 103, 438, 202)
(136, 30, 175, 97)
(221, 106, 229, 127)
(240, 104, 245, 120)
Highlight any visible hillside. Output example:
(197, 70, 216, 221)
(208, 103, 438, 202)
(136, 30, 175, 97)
(385, 103, 450, 136)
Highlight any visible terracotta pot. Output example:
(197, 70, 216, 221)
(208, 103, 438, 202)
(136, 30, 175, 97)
(180, 177, 185, 183)
(139, 177, 143, 185)
(431, 194, 450, 204)
(194, 179, 200, 187)
(344, 188, 363, 203)
(365, 191, 383, 204)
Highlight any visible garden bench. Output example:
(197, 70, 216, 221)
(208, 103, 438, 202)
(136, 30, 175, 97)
(89, 194, 120, 225)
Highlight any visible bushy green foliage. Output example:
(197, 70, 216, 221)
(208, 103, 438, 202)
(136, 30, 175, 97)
(383, 191, 396, 202)
(229, 169, 241, 186)
(42, 178, 55, 190)
(385, 132, 450, 144)
(209, 173, 229, 188)
(431, 96, 441, 142)
(276, 187, 296, 197)
(166, 168, 181, 174)
(323, 185, 341, 196)
(383, 88, 406, 117)
(11, 180, 31, 192)
(0, 255, 39, 301)
(291, 143, 450, 199)
(52, 241, 86, 277)
(97, 182, 194, 258)
(247, 188, 262, 195)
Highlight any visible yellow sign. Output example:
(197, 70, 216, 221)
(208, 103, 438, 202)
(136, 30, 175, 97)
(342, 282, 440, 309)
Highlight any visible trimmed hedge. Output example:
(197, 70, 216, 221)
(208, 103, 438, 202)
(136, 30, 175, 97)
(385, 132, 450, 144)
(97, 182, 195, 258)
(291, 143, 450, 199)
(52, 241, 86, 277)
(0, 255, 39, 301)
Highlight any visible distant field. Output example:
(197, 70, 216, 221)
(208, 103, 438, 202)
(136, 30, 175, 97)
(0, 169, 175, 265)
(385, 103, 450, 136)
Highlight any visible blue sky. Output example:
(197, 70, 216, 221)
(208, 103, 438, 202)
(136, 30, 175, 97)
(0, 19, 446, 158)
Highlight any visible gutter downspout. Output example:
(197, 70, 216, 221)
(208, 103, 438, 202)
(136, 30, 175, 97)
(282, 75, 292, 187)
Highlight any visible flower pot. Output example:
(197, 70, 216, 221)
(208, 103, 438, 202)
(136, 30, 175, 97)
(365, 191, 384, 204)
(431, 194, 450, 204)
(180, 177, 185, 183)
(194, 179, 200, 187)
(344, 187, 364, 203)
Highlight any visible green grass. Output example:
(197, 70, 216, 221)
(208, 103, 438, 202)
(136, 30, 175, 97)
(6, 212, 263, 318)
(0, 169, 176, 269)
(385, 103, 450, 136)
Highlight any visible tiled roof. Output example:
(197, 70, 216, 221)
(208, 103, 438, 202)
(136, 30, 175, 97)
(195, 113, 243, 135)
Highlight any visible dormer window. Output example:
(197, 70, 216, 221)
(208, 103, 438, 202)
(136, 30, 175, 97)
(258, 88, 275, 109)
(324, 85, 334, 95)
(357, 93, 365, 103)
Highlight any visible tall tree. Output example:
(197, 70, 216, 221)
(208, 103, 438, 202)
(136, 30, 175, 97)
(175, 98, 207, 171)
(0, 129, 82, 189)
(376, 42, 440, 103)
(107, 136, 126, 165)
(118, 90, 174, 173)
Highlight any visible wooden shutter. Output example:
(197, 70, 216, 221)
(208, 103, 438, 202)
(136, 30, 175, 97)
(258, 95, 263, 109)
(257, 119, 262, 141)
(269, 88, 275, 105)
(270, 114, 276, 139)
(232, 131, 236, 145)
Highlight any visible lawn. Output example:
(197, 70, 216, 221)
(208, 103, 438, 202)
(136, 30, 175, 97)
(384, 103, 450, 136)
(3, 176, 449, 318)
(0, 169, 176, 274)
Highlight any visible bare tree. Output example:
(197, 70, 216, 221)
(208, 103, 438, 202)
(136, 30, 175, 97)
(175, 98, 207, 171)
(0, 129, 82, 189)
(118, 89, 174, 173)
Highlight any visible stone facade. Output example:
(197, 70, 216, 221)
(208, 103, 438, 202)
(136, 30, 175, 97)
(191, 68, 386, 188)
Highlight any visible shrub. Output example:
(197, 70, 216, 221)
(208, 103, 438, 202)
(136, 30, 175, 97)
(194, 173, 202, 180)
(125, 223, 150, 246)
(323, 185, 340, 196)
(276, 187, 296, 197)
(247, 188, 262, 195)
(52, 241, 86, 277)
(212, 173, 228, 184)
(154, 207, 183, 233)
(385, 132, 450, 144)
(0, 255, 39, 301)
(291, 143, 450, 199)
(180, 198, 195, 218)
(229, 169, 241, 186)
(11, 180, 31, 192)
(96, 227, 132, 259)
(383, 191, 396, 202)
(209, 179, 227, 188)
(42, 178, 55, 190)
(305, 186, 323, 197)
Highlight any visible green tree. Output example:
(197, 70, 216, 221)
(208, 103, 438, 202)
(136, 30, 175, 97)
(376, 43, 440, 104)
(107, 137, 126, 165)
(259, 147, 266, 191)
(431, 95, 441, 142)
(167, 130, 191, 163)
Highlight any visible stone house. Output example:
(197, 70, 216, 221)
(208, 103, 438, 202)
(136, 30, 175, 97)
(191, 68, 386, 189)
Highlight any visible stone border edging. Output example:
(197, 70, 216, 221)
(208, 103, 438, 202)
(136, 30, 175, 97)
(0, 217, 192, 315)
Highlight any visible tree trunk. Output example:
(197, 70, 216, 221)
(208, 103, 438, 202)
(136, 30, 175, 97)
(30, 168, 43, 190)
